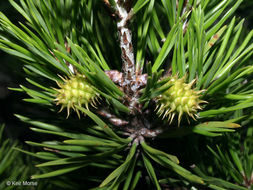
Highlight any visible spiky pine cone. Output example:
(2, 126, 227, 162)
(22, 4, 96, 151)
(156, 75, 207, 126)
(54, 74, 99, 117)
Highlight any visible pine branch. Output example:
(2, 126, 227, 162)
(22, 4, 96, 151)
(1, 0, 253, 189)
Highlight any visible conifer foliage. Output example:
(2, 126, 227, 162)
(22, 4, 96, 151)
(0, 0, 252, 189)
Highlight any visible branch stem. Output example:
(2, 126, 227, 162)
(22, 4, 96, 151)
(114, 0, 139, 112)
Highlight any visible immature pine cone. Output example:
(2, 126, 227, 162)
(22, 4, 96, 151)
(54, 74, 99, 118)
(156, 75, 207, 126)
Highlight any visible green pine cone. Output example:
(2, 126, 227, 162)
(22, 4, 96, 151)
(54, 74, 99, 117)
(156, 75, 207, 126)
